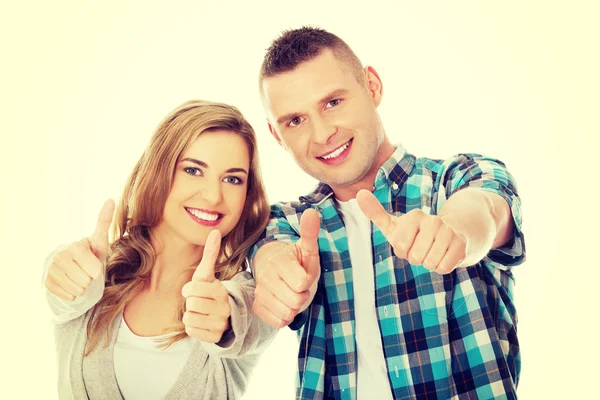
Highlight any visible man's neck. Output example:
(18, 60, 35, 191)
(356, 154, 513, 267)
(332, 139, 396, 201)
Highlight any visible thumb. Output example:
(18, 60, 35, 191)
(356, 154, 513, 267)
(298, 208, 321, 280)
(192, 229, 221, 282)
(356, 189, 394, 236)
(89, 199, 115, 260)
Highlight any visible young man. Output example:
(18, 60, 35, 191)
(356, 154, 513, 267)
(251, 27, 525, 399)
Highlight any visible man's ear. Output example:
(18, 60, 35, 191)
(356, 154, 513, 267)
(268, 121, 286, 149)
(363, 65, 383, 107)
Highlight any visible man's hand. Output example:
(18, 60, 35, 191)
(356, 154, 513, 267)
(182, 230, 232, 343)
(44, 199, 114, 301)
(253, 209, 321, 328)
(357, 190, 467, 274)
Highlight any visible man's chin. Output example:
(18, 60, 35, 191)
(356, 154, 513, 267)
(321, 168, 370, 189)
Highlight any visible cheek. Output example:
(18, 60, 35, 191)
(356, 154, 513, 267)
(282, 129, 310, 155)
(228, 188, 248, 218)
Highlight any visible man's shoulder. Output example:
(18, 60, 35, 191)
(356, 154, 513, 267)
(268, 198, 314, 219)
(410, 152, 503, 176)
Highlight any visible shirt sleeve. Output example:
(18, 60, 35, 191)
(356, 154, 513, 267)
(441, 153, 526, 269)
(43, 245, 105, 325)
(248, 202, 310, 331)
(199, 271, 279, 358)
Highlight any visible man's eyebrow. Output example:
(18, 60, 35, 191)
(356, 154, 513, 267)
(276, 112, 299, 126)
(275, 89, 350, 126)
(318, 88, 349, 104)
(180, 158, 248, 174)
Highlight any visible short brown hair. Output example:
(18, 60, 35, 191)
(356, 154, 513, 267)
(259, 26, 364, 87)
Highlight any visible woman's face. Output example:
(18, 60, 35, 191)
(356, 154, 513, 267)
(159, 129, 250, 246)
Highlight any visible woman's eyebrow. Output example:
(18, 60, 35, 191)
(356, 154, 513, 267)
(180, 158, 248, 174)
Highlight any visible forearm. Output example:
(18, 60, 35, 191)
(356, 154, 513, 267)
(438, 188, 514, 266)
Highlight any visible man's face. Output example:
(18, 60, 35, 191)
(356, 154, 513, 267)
(262, 49, 385, 189)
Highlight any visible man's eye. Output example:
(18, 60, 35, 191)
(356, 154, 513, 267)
(326, 99, 341, 108)
(289, 117, 302, 127)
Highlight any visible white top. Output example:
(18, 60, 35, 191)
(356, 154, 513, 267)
(113, 317, 195, 400)
(337, 199, 393, 400)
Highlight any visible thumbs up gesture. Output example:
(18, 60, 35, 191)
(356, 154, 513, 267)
(181, 230, 232, 343)
(253, 208, 321, 328)
(356, 190, 467, 274)
(45, 199, 115, 301)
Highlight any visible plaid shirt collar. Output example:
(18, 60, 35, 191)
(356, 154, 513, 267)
(299, 144, 416, 206)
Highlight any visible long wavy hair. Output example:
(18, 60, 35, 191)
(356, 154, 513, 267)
(85, 100, 270, 354)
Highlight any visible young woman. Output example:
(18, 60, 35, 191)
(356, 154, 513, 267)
(44, 100, 277, 399)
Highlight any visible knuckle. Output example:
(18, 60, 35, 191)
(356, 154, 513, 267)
(44, 277, 52, 290)
(293, 296, 305, 310)
(62, 293, 76, 302)
(52, 253, 67, 268)
(275, 319, 287, 329)
(422, 258, 435, 270)
(210, 332, 221, 343)
(391, 245, 405, 259)
(219, 319, 229, 332)
(284, 307, 298, 322)
(252, 302, 260, 314)
(408, 209, 425, 220)
(407, 251, 421, 265)
(73, 286, 85, 297)
(436, 263, 453, 275)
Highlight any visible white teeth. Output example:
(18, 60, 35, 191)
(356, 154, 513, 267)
(188, 208, 219, 221)
(321, 141, 350, 160)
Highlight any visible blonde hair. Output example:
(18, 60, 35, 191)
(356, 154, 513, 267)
(85, 100, 270, 354)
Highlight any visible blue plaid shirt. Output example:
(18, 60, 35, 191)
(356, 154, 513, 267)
(251, 145, 525, 400)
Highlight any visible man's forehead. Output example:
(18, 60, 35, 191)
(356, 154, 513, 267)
(261, 54, 355, 116)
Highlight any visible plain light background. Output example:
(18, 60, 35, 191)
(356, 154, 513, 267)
(2, 1, 598, 398)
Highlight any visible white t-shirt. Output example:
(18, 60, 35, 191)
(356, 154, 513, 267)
(337, 199, 393, 400)
(113, 317, 195, 400)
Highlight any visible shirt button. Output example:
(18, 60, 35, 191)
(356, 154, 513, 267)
(392, 182, 399, 190)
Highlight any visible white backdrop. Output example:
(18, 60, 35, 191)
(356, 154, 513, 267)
(2, 1, 598, 398)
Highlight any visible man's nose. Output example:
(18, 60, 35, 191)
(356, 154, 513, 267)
(311, 116, 337, 145)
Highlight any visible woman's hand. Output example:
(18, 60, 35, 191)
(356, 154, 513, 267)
(181, 230, 232, 343)
(44, 200, 114, 301)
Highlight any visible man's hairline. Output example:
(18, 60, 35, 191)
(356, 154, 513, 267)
(258, 48, 366, 107)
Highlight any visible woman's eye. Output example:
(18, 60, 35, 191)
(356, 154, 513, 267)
(223, 176, 243, 185)
(184, 167, 201, 176)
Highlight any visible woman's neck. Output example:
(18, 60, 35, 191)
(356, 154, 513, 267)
(148, 227, 204, 295)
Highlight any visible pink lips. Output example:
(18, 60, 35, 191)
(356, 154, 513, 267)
(185, 207, 223, 227)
